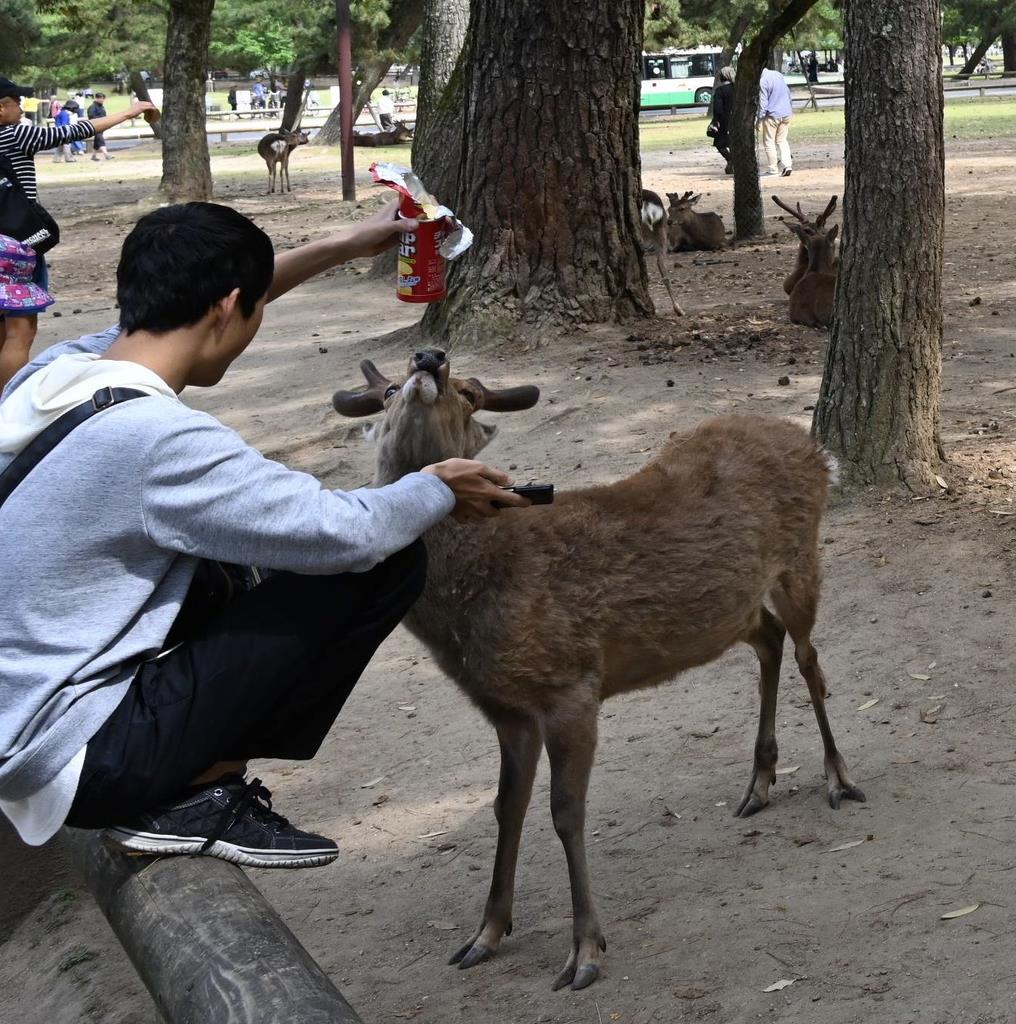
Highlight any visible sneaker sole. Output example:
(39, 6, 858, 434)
(103, 828, 338, 869)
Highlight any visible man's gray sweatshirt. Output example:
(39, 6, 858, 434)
(0, 328, 454, 801)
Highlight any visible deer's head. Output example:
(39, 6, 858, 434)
(772, 195, 838, 237)
(784, 222, 839, 273)
(283, 129, 310, 148)
(332, 350, 540, 484)
(665, 191, 701, 223)
(392, 121, 414, 143)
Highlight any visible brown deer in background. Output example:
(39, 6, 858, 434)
(257, 128, 309, 194)
(665, 191, 726, 251)
(772, 194, 838, 294)
(639, 189, 683, 316)
(352, 121, 414, 147)
(332, 349, 864, 993)
(784, 221, 839, 327)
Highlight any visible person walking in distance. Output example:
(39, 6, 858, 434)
(709, 66, 735, 175)
(378, 89, 396, 131)
(87, 93, 113, 160)
(758, 66, 794, 178)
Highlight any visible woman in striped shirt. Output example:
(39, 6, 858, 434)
(0, 76, 154, 389)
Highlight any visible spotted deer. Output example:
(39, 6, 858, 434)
(331, 349, 864, 993)
(257, 129, 309, 194)
(639, 189, 683, 316)
(772, 194, 838, 295)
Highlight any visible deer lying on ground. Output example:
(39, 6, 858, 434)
(665, 191, 726, 251)
(257, 129, 309, 194)
(352, 121, 414, 147)
(784, 220, 839, 327)
(772, 194, 838, 295)
(639, 189, 683, 316)
(332, 349, 865, 992)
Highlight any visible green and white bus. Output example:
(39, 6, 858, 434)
(640, 48, 722, 109)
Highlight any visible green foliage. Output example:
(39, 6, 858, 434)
(0, 0, 42, 70)
(210, 0, 326, 72)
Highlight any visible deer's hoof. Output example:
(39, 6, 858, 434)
(734, 792, 769, 818)
(449, 939, 494, 970)
(828, 784, 866, 810)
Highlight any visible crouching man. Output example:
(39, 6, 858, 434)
(0, 201, 528, 867)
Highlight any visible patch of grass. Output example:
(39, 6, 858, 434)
(639, 96, 1016, 153)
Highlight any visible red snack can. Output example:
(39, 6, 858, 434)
(397, 198, 447, 303)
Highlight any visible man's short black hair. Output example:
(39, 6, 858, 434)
(117, 203, 274, 333)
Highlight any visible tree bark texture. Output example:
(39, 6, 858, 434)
(421, 0, 653, 347)
(413, 0, 469, 145)
(813, 0, 944, 489)
(159, 0, 215, 201)
(730, 0, 820, 239)
(313, 0, 423, 146)
(281, 66, 308, 131)
(1002, 31, 1016, 73)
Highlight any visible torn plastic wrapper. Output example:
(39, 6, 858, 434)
(370, 162, 473, 260)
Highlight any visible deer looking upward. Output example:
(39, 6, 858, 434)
(772, 194, 838, 294)
(332, 349, 864, 993)
(257, 129, 309, 195)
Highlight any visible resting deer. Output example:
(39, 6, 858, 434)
(332, 350, 865, 992)
(665, 191, 726, 251)
(772, 194, 838, 295)
(352, 121, 414, 147)
(784, 221, 838, 327)
(639, 189, 683, 316)
(257, 128, 309, 194)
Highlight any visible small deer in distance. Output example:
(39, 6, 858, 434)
(332, 349, 865, 993)
(772, 194, 838, 294)
(352, 121, 414, 147)
(665, 191, 726, 251)
(257, 128, 309, 195)
(639, 188, 683, 316)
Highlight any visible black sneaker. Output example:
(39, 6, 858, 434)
(104, 775, 338, 868)
(781, 167, 793, 176)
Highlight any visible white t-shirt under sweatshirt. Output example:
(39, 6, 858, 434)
(0, 327, 455, 844)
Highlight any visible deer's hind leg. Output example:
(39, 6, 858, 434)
(653, 222, 684, 317)
(770, 564, 865, 810)
(450, 711, 542, 972)
(736, 605, 786, 817)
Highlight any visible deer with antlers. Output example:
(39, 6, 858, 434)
(331, 349, 865, 992)
(665, 191, 726, 252)
(783, 220, 839, 327)
(772, 195, 838, 295)
(639, 189, 683, 316)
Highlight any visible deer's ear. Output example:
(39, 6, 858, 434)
(826, 224, 840, 243)
(463, 419, 498, 458)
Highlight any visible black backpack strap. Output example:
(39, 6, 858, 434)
(0, 387, 148, 509)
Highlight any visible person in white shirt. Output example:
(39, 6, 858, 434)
(378, 89, 395, 131)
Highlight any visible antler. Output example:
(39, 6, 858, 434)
(465, 377, 540, 413)
(771, 195, 807, 222)
(331, 359, 392, 417)
(816, 195, 838, 227)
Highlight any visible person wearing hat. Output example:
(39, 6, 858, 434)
(0, 76, 155, 388)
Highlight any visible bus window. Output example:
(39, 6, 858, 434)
(645, 56, 668, 79)
(668, 57, 690, 79)
(689, 53, 716, 77)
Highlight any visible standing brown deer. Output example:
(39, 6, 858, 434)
(784, 221, 839, 327)
(639, 189, 683, 316)
(257, 129, 309, 194)
(665, 191, 726, 251)
(332, 349, 864, 992)
(772, 194, 838, 294)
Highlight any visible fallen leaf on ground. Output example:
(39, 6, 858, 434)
(360, 775, 385, 788)
(941, 904, 979, 920)
(426, 920, 458, 930)
(397, 704, 417, 712)
(857, 698, 880, 711)
(823, 838, 865, 854)
(920, 705, 943, 724)
(673, 986, 709, 1000)
(775, 765, 801, 775)
(763, 978, 797, 992)
(908, 673, 931, 681)
(417, 830, 449, 839)
(935, 474, 949, 489)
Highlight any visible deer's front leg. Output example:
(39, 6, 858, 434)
(543, 702, 604, 991)
(450, 712, 541, 970)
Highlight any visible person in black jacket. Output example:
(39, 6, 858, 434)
(710, 66, 735, 175)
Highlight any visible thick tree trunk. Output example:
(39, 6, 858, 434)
(730, 0, 820, 239)
(280, 66, 308, 131)
(813, 0, 944, 490)
(159, 0, 215, 201)
(1002, 31, 1016, 74)
(371, 0, 469, 281)
(421, 0, 653, 347)
(957, 35, 997, 78)
(313, 0, 423, 146)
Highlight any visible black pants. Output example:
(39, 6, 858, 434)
(66, 541, 426, 828)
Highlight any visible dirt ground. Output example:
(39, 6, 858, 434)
(2, 130, 1016, 1024)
